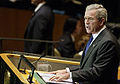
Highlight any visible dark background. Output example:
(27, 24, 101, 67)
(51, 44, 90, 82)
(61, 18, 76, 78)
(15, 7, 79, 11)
(0, 0, 120, 52)
(0, 0, 120, 22)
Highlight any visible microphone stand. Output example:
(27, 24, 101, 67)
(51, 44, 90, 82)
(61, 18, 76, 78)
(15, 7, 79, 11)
(31, 52, 46, 64)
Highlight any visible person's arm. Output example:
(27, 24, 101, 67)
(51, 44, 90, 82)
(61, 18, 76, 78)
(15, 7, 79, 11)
(49, 41, 118, 82)
(71, 41, 118, 82)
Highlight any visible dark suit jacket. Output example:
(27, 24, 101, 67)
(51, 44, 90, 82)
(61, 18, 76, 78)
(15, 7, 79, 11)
(24, 3, 54, 55)
(69, 28, 120, 84)
(57, 33, 77, 58)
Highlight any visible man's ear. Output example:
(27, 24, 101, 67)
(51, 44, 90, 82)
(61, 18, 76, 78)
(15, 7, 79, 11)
(99, 18, 105, 26)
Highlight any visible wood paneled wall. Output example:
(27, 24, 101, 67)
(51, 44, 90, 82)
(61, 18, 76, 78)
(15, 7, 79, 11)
(0, 7, 68, 51)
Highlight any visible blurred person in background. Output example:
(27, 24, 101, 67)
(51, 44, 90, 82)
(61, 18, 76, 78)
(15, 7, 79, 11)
(56, 16, 87, 58)
(24, 0, 54, 55)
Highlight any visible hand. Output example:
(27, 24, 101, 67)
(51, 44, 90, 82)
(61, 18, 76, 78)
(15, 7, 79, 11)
(49, 72, 70, 82)
(48, 69, 67, 75)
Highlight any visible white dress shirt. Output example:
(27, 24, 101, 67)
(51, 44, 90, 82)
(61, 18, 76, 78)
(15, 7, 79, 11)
(34, 1, 46, 12)
(91, 25, 106, 45)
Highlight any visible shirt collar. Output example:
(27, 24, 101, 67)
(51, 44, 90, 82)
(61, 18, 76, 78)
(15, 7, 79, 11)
(34, 2, 46, 12)
(92, 25, 106, 40)
(71, 34, 75, 42)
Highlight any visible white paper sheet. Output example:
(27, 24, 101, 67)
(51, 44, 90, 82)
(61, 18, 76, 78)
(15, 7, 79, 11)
(37, 72, 73, 84)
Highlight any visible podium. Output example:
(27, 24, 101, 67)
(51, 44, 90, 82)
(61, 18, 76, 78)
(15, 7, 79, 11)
(0, 54, 29, 84)
(0, 52, 80, 84)
(0, 52, 120, 84)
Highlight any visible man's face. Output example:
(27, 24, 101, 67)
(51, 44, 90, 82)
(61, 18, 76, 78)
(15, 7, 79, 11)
(84, 9, 101, 34)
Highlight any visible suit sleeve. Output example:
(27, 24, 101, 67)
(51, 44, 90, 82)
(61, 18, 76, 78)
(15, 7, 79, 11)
(71, 41, 119, 82)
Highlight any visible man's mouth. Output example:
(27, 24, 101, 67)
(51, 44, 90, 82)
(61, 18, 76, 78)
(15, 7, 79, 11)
(86, 26, 89, 29)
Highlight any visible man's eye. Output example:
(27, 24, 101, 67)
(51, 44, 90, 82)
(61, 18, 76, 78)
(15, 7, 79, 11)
(84, 17, 94, 20)
(89, 17, 94, 20)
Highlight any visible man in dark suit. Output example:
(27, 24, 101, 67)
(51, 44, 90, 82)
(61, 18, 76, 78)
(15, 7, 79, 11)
(24, 0, 54, 55)
(49, 4, 120, 84)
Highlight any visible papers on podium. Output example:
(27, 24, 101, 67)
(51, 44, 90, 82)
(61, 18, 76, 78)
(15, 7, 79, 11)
(37, 72, 73, 84)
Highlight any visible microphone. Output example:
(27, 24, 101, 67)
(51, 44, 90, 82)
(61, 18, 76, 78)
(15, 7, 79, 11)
(31, 45, 54, 71)
(31, 52, 46, 64)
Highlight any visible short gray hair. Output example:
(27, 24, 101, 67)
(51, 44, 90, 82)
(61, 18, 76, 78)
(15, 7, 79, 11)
(86, 4, 108, 23)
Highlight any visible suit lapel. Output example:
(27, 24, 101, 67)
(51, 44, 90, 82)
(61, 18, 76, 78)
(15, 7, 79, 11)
(80, 29, 107, 68)
(80, 42, 97, 67)
(25, 4, 46, 35)
(35, 3, 46, 15)
(80, 41, 98, 68)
